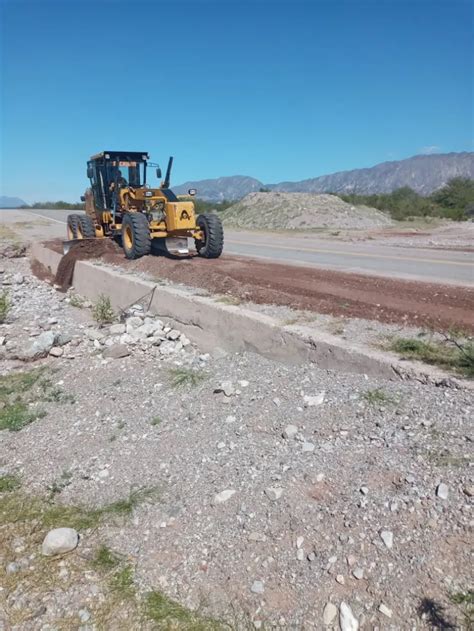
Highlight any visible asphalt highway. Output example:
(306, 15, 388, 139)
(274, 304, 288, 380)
(2, 208, 473, 286)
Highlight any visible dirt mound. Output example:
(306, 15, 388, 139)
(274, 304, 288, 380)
(220, 192, 393, 230)
(55, 239, 121, 291)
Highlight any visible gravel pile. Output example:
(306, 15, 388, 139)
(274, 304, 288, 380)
(0, 256, 472, 629)
(220, 192, 393, 230)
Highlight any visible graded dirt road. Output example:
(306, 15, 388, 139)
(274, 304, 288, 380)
(4, 207, 473, 286)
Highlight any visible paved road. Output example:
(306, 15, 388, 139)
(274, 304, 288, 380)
(3, 207, 473, 286)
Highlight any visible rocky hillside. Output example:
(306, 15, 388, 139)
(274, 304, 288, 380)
(173, 175, 262, 201)
(220, 192, 393, 230)
(175, 152, 474, 201)
(272, 152, 474, 196)
(0, 196, 27, 208)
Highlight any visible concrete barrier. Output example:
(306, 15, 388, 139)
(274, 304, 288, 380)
(30, 242, 466, 385)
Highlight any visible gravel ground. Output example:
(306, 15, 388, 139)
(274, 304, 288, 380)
(220, 193, 393, 230)
(0, 255, 473, 630)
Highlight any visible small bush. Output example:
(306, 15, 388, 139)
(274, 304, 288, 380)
(362, 388, 397, 405)
(0, 474, 21, 493)
(93, 544, 121, 571)
(0, 291, 10, 323)
(0, 402, 46, 431)
(169, 367, 207, 388)
(92, 294, 115, 324)
(389, 337, 474, 377)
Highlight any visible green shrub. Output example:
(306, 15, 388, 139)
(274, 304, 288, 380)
(0, 291, 10, 323)
(92, 294, 115, 324)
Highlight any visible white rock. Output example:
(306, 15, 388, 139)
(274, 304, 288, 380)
(225, 415, 236, 423)
(265, 486, 283, 501)
(302, 442, 315, 453)
(340, 601, 359, 631)
(380, 530, 393, 549)
(126, 316, 143, 329)
(159, 341, 177, 356)
(109, 323, 126, 335)
(303, 392, 325, 407)
(378, 603, 392, 618)
(352, 568, 364, 580)
(296, 536, 304, 548)
(167, 329, 181, 341)
(213, 489, 236, 504)
(336, 574, 345, 584)
(13, 273, 24, 284)
(436, 482, 449, 500)
(239, 380, 249, 387)
(0, 336, 5, 345)
(282, 424, 298, 439)
(296, 548, 305, 560)
(41, 528, 79, 556)
(323, 602, 338, 626)
(86, 329, 104, 341)
(251, 580, 264, 594)
(49, 347, 64, 357)
(180, 335, 191, 347)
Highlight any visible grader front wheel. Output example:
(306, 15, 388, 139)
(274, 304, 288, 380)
(195, 214, 224, 259)
(122, 213, 151, 259)
(66, 214, 81, 239)
(76, 215, 96, 239)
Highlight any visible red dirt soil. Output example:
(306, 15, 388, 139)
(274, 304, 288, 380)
(45, 239, 474, 333)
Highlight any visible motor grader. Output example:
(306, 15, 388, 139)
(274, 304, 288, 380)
(66, 151, 223, 259)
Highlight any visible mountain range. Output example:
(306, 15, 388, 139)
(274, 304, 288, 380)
(174, 152, 474, 201)
(0, 196, 27, 208)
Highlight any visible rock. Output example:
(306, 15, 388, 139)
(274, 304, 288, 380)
(251, 580, 264, 594)
(340, 601, 359, 631)
(180, 335, 191, 347)
(302, 442, 315, 453)
(49, 347, 64, 357)
(378, 603, 392, 618)
(13, 273, 24, 284)
(103, 344, 130, 359)
(214, 381, 235, 397)
(0, 336, 6, 346)
(303, 392, 325, 407)
(56, 332, 72, 346)
(380, 530, 393, 549)
(323, 602, 338, 626)
(78, 609, 91, 623)
(20, 330, 56, 360)
(352, 568, 364, 580)
(296, 548, 305, 560)
(336, 574, 345, 584)
(41, 528, 79, 556)
(436, 482, 449, 500)
(159, 341, 177, 356)
(265, 486, 283, 501)
(213, 489, 236, 504)
(167, 329, 181, 341)
(126, 316, 143, 328)
(296, 536, 304, 548)
(248, 532, 267, 542)
(360, 486, 369, 495)
(239, 380, 249, 387)
(109, 323, 126, 335)
(463, 485, 474, 497)
(86, 329, 105, 341)
(282, 424, 298, 439)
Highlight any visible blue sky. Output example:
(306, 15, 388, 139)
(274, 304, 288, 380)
(1, 0, 473, 202)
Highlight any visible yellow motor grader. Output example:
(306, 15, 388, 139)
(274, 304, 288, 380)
(66, 151, 223, 259)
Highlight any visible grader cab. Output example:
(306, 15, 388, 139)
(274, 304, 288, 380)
(66, 151, 223, 259)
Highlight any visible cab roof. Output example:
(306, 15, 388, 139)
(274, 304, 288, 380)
(90, 151, 149, 162)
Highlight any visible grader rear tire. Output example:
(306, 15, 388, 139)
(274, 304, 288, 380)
(195, 213, 224, 259)
(76, 215, 96, 239)
(122, 213, 151, 259)
(66, 214, 81, 240)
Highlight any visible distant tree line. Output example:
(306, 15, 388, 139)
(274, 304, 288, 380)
(20, 201, 85, 210)
(336, 177, 474, 221)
